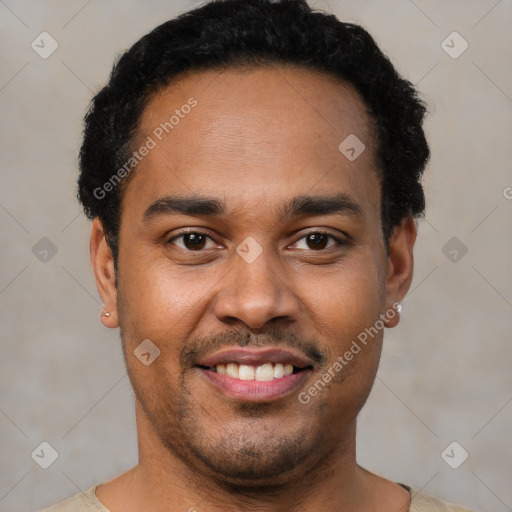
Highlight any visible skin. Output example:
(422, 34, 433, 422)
(90, 65, 416, 512)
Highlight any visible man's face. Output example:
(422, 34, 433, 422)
(98, 65, 410, 485)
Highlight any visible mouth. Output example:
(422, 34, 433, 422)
(196, 347, 314, 402)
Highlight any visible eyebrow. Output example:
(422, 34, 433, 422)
(142, 193, 363, 223)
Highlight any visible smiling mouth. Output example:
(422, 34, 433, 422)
(196, 362, 313, 402)
(198, 362, 312, 381)
(195, 346, 315, 401)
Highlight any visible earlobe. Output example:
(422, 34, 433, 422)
(90, 218, 119, 328)
(384, 216, 417, 328)
(384, 301, 402, 328)
(99, 309, 116, 328)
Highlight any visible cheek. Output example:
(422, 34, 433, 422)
(117, 262, 199, 405)
(299, 252, 385, 393)
(304, 250, 386, 336)
(118, 258, 201, 328)
(116, 256, 226, 372)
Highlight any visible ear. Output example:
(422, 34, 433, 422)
(90, 218, 119, 328)
(384, 216, 417, 328)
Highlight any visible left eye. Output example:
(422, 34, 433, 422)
(291, 232, 342, 251)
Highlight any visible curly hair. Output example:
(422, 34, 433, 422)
(78, 0, 430, 267)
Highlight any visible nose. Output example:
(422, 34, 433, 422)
(212, 246, 300, 330)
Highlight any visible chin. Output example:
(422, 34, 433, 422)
(170, 404, 331, 489)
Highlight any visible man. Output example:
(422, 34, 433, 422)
(41, 0, 475, 510)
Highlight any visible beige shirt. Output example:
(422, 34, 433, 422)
(38, 484, 476, 512)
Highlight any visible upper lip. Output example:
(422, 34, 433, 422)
(197, 347, 315, 369)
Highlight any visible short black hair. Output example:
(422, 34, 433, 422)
(78, 0, 430, 267)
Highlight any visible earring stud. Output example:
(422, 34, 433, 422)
(103, 312, 111, 317)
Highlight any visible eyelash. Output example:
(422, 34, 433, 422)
(166, 230, 348, 252)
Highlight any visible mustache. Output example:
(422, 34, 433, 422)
(180, 326, 328, 368)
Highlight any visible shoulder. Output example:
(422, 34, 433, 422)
(409, 487, 476, 512)
(37, 485, 110, 512)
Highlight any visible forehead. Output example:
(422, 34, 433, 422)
(123, 65, 381, 223)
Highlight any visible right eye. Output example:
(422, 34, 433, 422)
(166, 231, 220, 251)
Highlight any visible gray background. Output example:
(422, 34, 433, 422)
(1, 1, 511, 511)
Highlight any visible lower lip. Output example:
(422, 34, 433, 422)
(199, 368, 310, 402)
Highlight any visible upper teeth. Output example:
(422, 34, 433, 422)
(215, 362, 294, 381)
